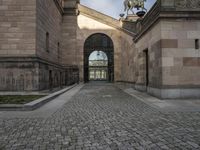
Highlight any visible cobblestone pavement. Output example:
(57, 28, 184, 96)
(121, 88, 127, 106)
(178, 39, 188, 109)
(1, 83, 200, 150)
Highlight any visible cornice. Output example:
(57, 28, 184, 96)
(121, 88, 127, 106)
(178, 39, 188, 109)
(0, 56, 78, 69)
(134, 0, 200, 43)
(63, 8, 78, 15)
(53, 0, 64, 15)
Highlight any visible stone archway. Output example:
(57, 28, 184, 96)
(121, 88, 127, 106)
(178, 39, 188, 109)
(84, 33, 114, 82)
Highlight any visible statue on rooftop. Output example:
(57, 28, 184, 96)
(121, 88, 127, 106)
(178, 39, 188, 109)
(124, 0, 147, 15)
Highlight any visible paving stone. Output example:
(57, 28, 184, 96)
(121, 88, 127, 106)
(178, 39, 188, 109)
(0, 83, 200, 149)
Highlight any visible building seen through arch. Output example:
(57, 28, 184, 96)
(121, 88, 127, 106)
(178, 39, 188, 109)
(89, 51, 108, 81)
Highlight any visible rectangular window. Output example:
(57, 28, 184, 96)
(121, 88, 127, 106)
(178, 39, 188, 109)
(195, 39, 199, 49)
(46, 32, 49, 52)
(60, 71, 62, 87)
(49, 70, 52, 89)
(143, 49, 149, 87)
(57, 42, 60, 59)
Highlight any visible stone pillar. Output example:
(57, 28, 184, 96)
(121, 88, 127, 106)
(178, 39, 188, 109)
(63, 0, 79, 14)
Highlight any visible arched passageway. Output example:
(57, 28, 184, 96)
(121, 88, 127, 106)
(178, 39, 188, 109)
(84, 33, 114, 82)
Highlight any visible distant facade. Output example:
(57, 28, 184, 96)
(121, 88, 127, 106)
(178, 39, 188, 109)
(0, 0, 200, 99)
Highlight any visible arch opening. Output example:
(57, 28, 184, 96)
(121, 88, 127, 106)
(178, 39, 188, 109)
(84, 33, 114, 82)
(89, 51, 108, 81)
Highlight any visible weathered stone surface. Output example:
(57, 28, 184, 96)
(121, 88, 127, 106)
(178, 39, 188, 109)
(0, 0, 36, 56)
(0, 57, 79, 91)
(61, 6, 134, 82)
(0, 61, 39, 91)
(1, 0, 200, 98)
(1, 83, 200, 149)
(36, 0, 62, 63)
(0, 0, 79, 91)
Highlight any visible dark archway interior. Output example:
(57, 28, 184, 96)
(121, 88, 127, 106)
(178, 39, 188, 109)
(84, 33, 114, 82)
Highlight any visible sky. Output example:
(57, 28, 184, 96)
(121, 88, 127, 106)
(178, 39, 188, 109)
(81, 0, 157, 19)
(89, 51, 108, 61)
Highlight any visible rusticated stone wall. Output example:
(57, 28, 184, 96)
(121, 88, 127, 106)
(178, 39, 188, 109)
(0, 57, 79, 91)
(0, 0, 36, 56)
(38, 63, 79, 90)
(0, 59, 39, 91)
(39, 63, 62, 90)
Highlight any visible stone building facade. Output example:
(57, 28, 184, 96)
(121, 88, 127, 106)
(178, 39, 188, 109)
(128, 0, 200, 99)
(0, 0, 200, 99)
(0, 0, 79, 91)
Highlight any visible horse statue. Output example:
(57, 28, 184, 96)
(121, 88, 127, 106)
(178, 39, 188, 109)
(124, 0, 147, 15)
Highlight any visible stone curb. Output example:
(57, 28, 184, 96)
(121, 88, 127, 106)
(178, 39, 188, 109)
(0, 84, 79, 111)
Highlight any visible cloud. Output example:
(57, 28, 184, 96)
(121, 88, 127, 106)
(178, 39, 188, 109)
(80, 0, 156, 19)
(81, 0, 123, 18)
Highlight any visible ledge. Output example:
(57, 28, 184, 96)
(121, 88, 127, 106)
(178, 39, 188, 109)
(0, 56, 79, 69)
(0, 84, 78, 111)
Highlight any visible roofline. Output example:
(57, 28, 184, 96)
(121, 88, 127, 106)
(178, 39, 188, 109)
(78, 4, 136, 36)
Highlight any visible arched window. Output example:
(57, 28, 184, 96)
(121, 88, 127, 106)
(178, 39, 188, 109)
(46, 32, 49, 52)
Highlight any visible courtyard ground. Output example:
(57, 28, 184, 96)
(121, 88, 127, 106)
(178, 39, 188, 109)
(0, 83, 200, 150)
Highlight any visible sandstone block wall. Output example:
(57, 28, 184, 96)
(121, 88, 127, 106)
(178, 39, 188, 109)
(0, 0, 36, 56)
(131, 19, 200, 98)
(0, 0, 37, 91)
(120, 33, 136, 83)
(161, 20, 200, 88)
(35, 0, 78, 91)
(0, 0, 79, 91)
(119, 0, 200, 99)
(36, 0, 62, 63)
(131, 22, 162, 91)
(76, 14, 134, 82)
(61, 15, 78, 66)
